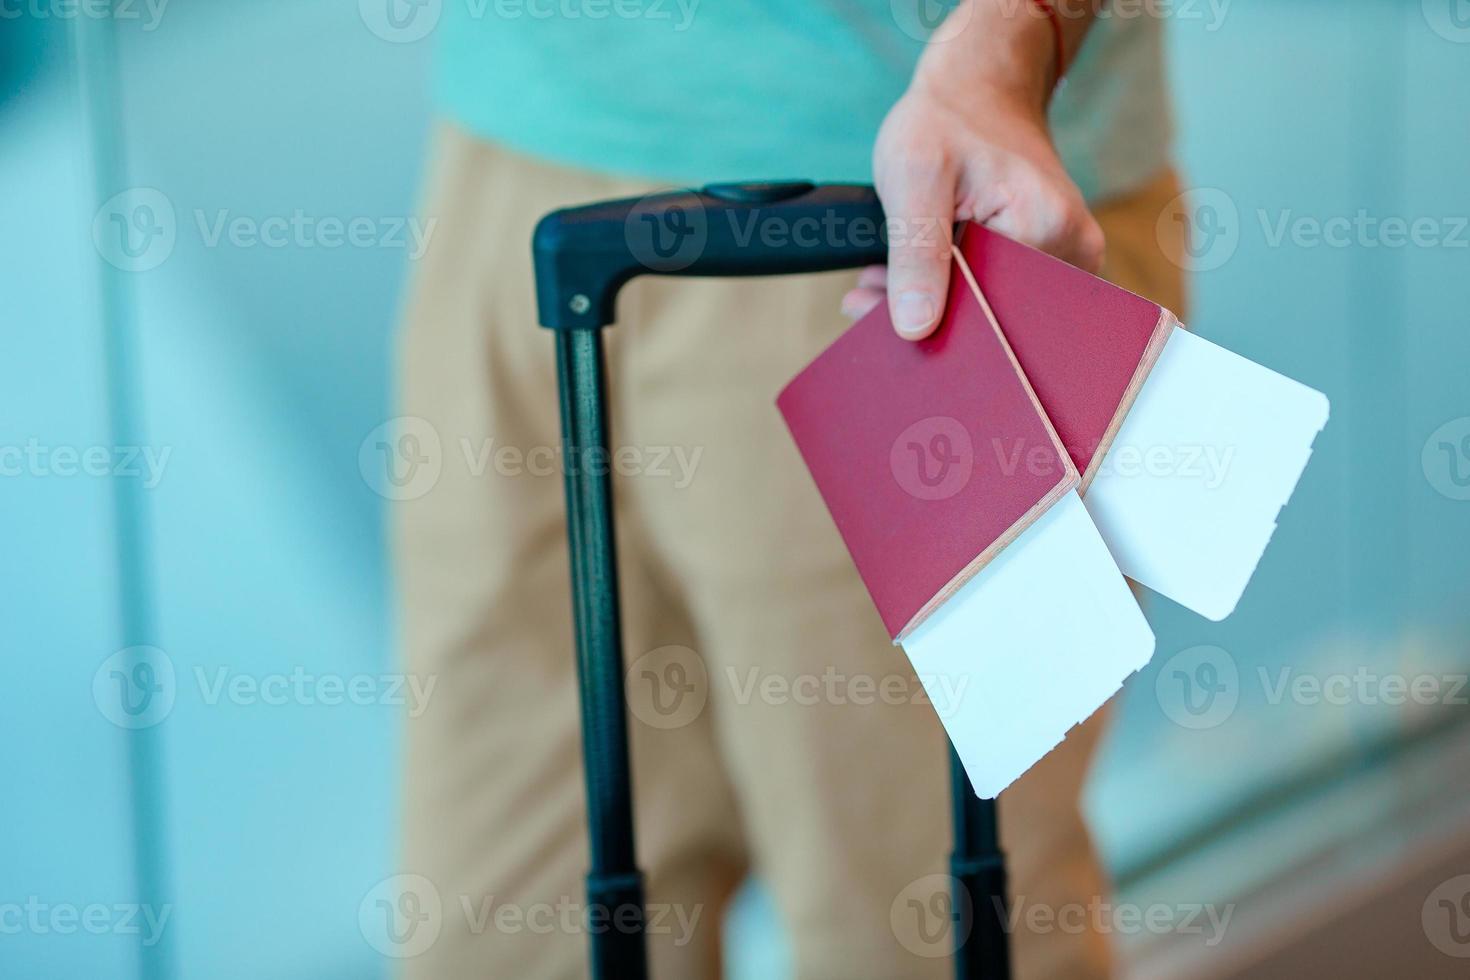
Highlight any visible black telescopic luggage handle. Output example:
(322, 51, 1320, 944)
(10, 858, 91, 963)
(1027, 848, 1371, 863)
(532, 181, 1010, 980)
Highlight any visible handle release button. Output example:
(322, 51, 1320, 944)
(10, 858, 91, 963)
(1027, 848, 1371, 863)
(700, 181, 815, 204)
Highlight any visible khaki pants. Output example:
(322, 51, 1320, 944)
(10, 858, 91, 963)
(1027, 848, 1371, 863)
(394, 122, 1188, 980)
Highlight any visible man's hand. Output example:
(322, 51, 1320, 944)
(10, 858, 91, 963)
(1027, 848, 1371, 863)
(844, 0, 1103, 340)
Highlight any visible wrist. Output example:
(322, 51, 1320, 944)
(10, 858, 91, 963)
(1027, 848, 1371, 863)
(911, 0, 1062, 115)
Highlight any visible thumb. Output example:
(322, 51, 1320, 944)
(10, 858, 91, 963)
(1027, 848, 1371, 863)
(878, 163, 955, 341)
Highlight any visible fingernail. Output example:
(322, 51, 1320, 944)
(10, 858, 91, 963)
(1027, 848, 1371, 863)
(895, 290, 937, 338)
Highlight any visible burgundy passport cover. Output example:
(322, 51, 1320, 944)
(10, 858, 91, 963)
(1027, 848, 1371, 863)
(955, 223, 1174, 483)
(777, 251, 1076, 641)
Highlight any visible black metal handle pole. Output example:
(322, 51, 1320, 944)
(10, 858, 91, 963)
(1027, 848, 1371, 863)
(536, 182, 1014, 980)
(950, 747, 1011, 980)
(555, 326, 649, 980)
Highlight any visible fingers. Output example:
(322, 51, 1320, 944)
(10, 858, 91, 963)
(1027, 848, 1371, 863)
(876, 157, 956, 341)
(856, 265, 888, 290)
(841, 265, 889, 320)
(844, 184, 1105, 331)
(983, 181, 1106, 274)
(841, 287, 885, 321)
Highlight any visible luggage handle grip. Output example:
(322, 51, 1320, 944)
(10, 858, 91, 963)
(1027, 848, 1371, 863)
(533, 181, 887, 329)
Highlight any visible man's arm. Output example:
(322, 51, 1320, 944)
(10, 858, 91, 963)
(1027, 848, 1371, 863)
(844, 0, 1102, 340)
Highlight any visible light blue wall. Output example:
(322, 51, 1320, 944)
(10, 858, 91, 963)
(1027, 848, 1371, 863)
(111, 7, 429, 976)
(1090, 0, 1470, 881)
(3, 2, 1467, 978)
(0, 65, 140, 980)
(3, 5, 430, 977)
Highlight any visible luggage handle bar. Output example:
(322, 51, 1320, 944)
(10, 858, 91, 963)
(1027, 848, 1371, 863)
(534, 182, 887, 330)
(533, 180, 1009, 980)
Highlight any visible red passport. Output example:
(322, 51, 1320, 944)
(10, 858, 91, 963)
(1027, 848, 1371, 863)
(776, 245, 1077, 640)
(776, 222, 1324, 795)
(953, 223, 1175, 485)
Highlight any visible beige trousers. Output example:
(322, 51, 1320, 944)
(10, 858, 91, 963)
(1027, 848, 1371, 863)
(394, 122, 1188, 980)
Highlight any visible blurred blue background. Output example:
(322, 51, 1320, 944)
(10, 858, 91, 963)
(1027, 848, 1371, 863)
(3, 1, 1467, 977)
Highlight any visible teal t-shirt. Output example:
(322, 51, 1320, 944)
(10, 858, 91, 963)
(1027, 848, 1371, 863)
(435, 1, 1170, 203)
